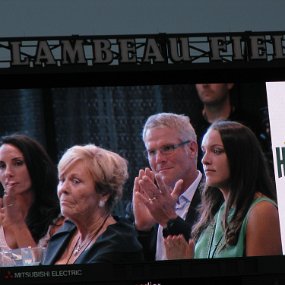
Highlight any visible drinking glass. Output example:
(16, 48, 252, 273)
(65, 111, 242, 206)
(0, 248, 17, 267)
(21, 246, 45, 266)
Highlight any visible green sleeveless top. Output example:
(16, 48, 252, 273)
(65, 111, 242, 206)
(194, 196, 277, 259)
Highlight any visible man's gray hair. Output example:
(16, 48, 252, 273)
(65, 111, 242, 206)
(142, 112, 197, 143)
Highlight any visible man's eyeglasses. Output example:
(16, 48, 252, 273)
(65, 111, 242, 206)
(144, 140, 191, 159)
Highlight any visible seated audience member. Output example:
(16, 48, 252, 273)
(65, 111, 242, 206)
(164, 120, 282, 259)
(193, 83, 266, 171)
(0, 134, 64, 249)
(133, 113, 203, 261)
(43, 144, 144, 265)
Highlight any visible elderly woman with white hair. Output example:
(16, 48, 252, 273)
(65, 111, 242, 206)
(42, 144, 143, 264)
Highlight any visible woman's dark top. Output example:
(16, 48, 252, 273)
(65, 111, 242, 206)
(42, 216, 144, 264)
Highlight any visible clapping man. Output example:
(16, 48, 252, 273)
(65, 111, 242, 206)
(133, 113, 204, 260)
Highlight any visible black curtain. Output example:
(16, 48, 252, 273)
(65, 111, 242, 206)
(0, 83, 269, 215)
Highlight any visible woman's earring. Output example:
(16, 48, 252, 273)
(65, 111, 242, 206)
(99, 200, 105, 208)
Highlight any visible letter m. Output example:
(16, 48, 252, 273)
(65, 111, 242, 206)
(61, 40, 86, 64)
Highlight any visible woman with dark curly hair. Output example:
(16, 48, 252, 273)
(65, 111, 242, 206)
(0, 134, 64, 249)
(164, 120, 282, 259)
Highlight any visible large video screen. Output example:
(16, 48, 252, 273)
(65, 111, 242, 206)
(0, 82, 284, 283)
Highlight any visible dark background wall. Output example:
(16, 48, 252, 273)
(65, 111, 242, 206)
(0, 82, 269, 214)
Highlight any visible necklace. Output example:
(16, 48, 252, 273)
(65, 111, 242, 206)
(66, 215, 110, 263)
(73, 237, 83, 256)
(207, 221, 224, 258)
(73, 215, 110, 256)
(207, 206, 225, 258)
